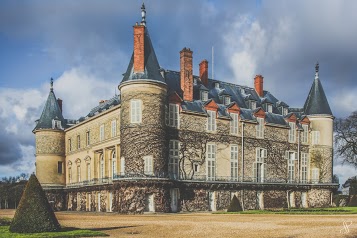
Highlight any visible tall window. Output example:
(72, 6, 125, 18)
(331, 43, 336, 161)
(86, 131, 90, 146)
(111, 120, 117, 137)
(120, 157, 125, 175)
(58, 162, 63, 174)
(286, 151, 296, 182)
(77, 165, 81, 182)
(100, 124, 104, 141)
(207, 143, 216, 181)
(68, 167, 72, 183)
(99, 154, 104, 179)
(301, 125, 308, 143)
(288, 122, 296, 143)
(169, 104, 179, 128)
(77, 135, 81, 149)
(230, 113, 239, 135)
(207, 110, 216, 132)
(312, 168, 319, 183)
(312, 131, 320, 145)
(256, 117, 264, 138)
(68, 139, 72, 152)
(87, 163, 91, 181)
(230, 145, 238, 181)
(254, 148, 266, 182)
(169, 140, 179, 179)
(144, 156, 153, 175)
(112, 151, 117, 178)
(130, 99, 142, 123)
(301, 153, 308, 183)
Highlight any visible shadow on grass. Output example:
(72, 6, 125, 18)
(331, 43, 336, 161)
(89, 225, 140, 232)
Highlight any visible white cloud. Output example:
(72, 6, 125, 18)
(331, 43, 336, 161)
(334, 163, 357, 187)
(331, 88, 357, 117)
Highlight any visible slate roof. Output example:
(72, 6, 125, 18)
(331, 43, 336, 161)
(303, 77, 332, 116)
(33, 88, 65, 131)
(121, 28, 165, 84)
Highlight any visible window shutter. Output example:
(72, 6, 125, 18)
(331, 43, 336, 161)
(263, 163, 267, 182)
(256, 148, 260, 160)
(285, 151, 289, 160)
(262, 149, 267, 158)
(253, 162, 257, 182)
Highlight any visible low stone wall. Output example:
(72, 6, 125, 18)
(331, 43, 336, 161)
(263, 190, 287, 209)
(308, 188, 331, 207)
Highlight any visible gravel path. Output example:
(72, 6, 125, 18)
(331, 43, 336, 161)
(1, 210, 357, 237)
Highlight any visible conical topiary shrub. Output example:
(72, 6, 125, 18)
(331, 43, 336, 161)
(9, 174, 61, 233)
(227, 195, 243, 212)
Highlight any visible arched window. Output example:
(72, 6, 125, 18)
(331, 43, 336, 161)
(84, 156, 91, 181)
(75, 159, 81, 182)
(67, 161, 72, 183)
(100, 154, 104, 179)
(112, 151, 117, 178)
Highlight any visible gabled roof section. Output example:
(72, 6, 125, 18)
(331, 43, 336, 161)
(33, 80, 65, 131)
(121, 28, 165, 84)
(303, 63, 332, 116)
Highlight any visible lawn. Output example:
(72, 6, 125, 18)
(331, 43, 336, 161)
(0, 217, 108, 238)
(215, 206, 357, 215)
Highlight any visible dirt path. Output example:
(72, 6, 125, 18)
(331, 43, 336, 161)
(1, 210, 357, 237)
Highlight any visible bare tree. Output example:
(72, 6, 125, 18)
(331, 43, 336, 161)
(310, 148, 333, 183)
(334, 111, 357, 167)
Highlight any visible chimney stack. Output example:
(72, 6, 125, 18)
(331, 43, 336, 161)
(254, 75, 264, 97)
(133, 23, 145, 73)
(180, 48, 193, 101)
(57, 98, 63, 112)
(199, 59, 208, 87)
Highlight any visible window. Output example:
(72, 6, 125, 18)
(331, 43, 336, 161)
(52, 119, 62, 129)
(99, 154, 104, 179)
(111, 120, 117, 137)
(312, 131, 320, 145)
(312, 168, 319, 183)
(207, 143, 216, 181)
(57, 162, 63, 174)
(201, 91, 208, 101)
(302, 125, 308, 143)
(249, 101, 256, 110)
(169, 140, 180, 179)
(86, 131, 90, 146)
(230, 145, 238, 181)
(230, 113, 239, 135)
(240, 88, 245, 94)
(267, 104, 273, 113)
(207, 110, 216, 132)
(68, 167, 72, 183)
(254, 148, 267, 182)
(130, 99, 142, 123)
(100, 124, 104, 141)
(288, 122, 296, 143)
(301, 153, 308, 183)
(256, 117, 264, 138)
(214, 82, 219, 88)
(68, 139, 72, 152)
(224, 96, 231, 105)
(120, 157, 125, 175)
(194, 164, 200, 173)
(281, 107, 288, 116)
(112, 151, 117, 178)
(77, 166, 81, 182)
(286, 151, 295, 182)
(144, 156, 154, 175)
(77, 135, 81, 149)
(169, 104, 179, 128)
(86, 163, 91, 181)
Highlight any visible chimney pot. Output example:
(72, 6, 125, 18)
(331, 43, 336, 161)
(133, 24, 145, 72)
(199, 59, 208, 86)
(180, 47, 193, 101)
(254, 75, 264, 97)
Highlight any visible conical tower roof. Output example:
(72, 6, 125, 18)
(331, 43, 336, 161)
(33, 79, 65, 131)
(303, 63, 332, 116)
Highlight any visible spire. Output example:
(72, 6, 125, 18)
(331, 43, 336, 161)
(303, 63, 332, 116)
(141, 2, 146, 26)
(50, 78, 53, 92)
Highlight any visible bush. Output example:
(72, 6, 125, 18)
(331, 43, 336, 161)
(9, 174, 61, 233)
(227, 195, 243, 212)
(349, 195, 357, 207)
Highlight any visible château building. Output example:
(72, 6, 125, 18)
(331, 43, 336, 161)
(33, 4, 337, 213)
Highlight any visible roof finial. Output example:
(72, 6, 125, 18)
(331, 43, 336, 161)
(141, 2, 146, 26)
(50, 78, 53, 91)
(315, 62, 319, 79)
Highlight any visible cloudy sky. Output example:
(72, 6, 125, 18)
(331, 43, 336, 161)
(0, 0, 356, 184)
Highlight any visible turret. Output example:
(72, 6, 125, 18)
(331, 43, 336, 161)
(118, 4, 167, 176)
(33, 79, 66, 187)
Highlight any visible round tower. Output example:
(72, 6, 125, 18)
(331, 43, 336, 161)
(118, 5, 167, 176)
(33, 79, 66, 187)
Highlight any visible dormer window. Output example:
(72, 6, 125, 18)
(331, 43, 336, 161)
(214, 82, 220, 89)
(240, 88, 245, 94)
(201, 91, 208, 101)
(52, 119, 62, 129)
(249, 101, 256, 110)
(281, 107, 288, 116)
(223, 96, 231, 105)
(265, 104, 272, 113)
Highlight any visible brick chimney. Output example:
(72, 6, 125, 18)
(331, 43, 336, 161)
(199, 59, 208, 87)
(254, 75, 264, 97)
(133, 23, 145, 73)
(57, 98, 63, 112)
(180, 47, 193, 101)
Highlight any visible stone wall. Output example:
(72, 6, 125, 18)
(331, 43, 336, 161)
(308, 188, 331, 207)
(45, 190, 66, 211)
(36, 130, 65, 155)
(263, 190, 287, 209)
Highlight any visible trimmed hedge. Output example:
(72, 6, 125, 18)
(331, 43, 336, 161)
(349, 195, 357, 207)
(9, 174, 61, 233)
(227, 195, 243, 212)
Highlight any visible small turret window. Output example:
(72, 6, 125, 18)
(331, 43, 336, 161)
(52, 119, 62, 129)
(130, 99, 142, 123)
(312, 131, 320, 145)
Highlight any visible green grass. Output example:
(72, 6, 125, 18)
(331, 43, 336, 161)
(214, 207, 357, 215)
